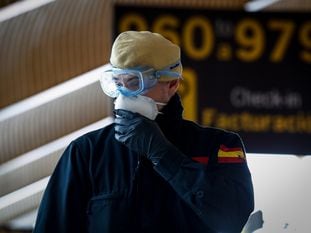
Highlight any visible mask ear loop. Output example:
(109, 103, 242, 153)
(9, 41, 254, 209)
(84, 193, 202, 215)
(155, 102, 167, 115)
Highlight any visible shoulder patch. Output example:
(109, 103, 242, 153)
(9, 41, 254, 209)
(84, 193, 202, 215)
(217, 144, 245, 163)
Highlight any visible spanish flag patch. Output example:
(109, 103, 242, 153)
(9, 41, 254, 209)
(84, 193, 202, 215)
(217, 144, 245, 163)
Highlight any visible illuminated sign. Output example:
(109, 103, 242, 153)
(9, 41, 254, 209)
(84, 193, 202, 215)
(115, 5, 311, 155)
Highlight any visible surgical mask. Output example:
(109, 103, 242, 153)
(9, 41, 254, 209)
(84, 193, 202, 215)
(114, 95, 166, 120)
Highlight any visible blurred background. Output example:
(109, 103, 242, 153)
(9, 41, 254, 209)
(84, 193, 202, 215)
(0, 0, 310, 232)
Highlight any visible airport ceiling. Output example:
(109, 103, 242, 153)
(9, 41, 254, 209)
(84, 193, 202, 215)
(0, 0, 311, 11)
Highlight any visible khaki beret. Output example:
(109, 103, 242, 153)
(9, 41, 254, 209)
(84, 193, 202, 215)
(110, 31, 182, 81)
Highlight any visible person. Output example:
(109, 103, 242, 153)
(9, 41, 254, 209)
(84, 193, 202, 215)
(33, 31, 254, 233)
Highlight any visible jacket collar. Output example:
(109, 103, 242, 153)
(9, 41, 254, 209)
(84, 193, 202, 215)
(155, 93, 183, 139)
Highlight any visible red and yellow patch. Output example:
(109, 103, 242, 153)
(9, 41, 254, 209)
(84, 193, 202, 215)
(217, 144, 245, 163)
(191, 145, 245, 164)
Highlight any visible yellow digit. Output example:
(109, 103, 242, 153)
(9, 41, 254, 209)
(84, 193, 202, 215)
(178, 68, 198, 122)
(152, 15, 180, 45)
(299, 21, 311, 63)
(183, 16, 214, 60)
(268, 20, 295, 62)
(235, 19, 265, 62)
(119, 13, 148, 32)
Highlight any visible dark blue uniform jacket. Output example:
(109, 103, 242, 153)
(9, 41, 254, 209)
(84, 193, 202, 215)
(33, 94, 254, 233)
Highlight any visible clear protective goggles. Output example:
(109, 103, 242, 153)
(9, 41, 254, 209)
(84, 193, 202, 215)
(100, 62, 182, 98)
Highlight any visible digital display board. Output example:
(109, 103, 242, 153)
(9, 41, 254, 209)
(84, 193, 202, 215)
(115, 5, 311, 155)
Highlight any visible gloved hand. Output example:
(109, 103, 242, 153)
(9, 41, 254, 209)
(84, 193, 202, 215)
(114, 109, 171, 164)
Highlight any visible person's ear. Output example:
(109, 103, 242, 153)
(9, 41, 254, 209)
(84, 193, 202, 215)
(168, 79, 180, 97)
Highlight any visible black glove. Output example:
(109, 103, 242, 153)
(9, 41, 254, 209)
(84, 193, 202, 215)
(114, 109, 171, 164)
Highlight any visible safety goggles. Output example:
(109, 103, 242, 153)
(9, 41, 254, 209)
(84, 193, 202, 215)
(100, 62, 181, 97)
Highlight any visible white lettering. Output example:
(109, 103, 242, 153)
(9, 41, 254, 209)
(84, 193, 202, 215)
(230, 86, 302, 109)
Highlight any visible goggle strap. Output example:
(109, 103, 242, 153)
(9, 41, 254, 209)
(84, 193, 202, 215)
(155, 60, 181, 79)
(155, 70, 181, 79)
(161, 60, 181, 71)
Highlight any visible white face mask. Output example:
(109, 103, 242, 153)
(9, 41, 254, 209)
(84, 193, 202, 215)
(114, 95, 166, 120)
